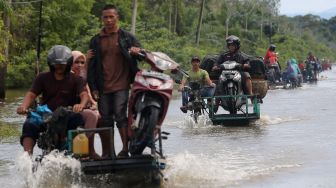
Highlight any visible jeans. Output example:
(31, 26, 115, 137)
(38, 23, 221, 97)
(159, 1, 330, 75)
(182, 87, 215, 106)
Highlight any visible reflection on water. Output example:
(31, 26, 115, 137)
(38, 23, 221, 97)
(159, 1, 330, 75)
(1, 70, 336, 187)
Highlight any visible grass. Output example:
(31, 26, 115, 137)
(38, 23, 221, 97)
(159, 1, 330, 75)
(0, 124, 20, 138)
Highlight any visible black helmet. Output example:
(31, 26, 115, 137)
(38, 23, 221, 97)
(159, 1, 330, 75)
(226, 35, 240, 49)
(47, 45, 73, 73)
(269, 44, 276, 51)
(191, 56, 201, 62)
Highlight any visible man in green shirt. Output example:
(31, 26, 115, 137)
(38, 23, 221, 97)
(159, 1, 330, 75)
(178, 56, 216, 113)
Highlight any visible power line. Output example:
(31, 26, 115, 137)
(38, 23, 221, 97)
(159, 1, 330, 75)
(10, 0, 42, 4)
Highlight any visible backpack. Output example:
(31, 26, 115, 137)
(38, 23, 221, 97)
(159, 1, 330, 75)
(200, 55, 220, 80)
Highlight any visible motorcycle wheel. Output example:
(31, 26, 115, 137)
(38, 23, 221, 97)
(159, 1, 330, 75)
(130, 106, 160, 156)
(227, 86, 238, 114)
(193, 108, 201, 123)
(268, 68, 276, 83)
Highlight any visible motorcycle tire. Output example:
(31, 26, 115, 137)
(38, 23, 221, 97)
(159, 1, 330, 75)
(193, 108, 201, 123)
(267, 68, 276, 84)
(227, 86, 238, 114)
(130, 106, 160, 156)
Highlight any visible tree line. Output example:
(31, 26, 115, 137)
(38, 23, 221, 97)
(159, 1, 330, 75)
(1, 0, 336, 99)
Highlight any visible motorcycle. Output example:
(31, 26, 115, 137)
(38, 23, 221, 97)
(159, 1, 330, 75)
(27, 105, 82, 159)
(282, 72, 298, 89)
(183, 82, 207, 123)
(216, 61, 245, 114)
(266, 64, 281, 84)
(128, 51, 180, 156)
(306, 61, 318, 82)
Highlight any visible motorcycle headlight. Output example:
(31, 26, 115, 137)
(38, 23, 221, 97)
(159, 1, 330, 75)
(220, 74, 227, 82)
(233, 72, 241, 82)
(135, 76, 149, 86)
(158, 79, 174, 90)
(146, 78, 163, 87)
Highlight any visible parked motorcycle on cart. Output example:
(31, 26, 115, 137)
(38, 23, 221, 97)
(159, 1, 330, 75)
(128, 50, 181, 156)
(216, 61, 245, 114)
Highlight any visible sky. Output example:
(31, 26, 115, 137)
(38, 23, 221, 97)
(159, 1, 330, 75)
(280, 0, 336, 16)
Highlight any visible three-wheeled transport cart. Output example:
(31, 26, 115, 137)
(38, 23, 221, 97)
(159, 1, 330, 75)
(205, 94, 260, 125)
(67, 127, 167, 183)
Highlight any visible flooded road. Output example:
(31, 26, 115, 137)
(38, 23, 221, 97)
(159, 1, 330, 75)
(1, 68, 336, 187)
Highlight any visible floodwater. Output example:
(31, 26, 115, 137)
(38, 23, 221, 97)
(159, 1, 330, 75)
(0, 68, 336, 188)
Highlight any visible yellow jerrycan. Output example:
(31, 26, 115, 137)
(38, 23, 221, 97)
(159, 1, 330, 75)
(73, 133, 89, 156)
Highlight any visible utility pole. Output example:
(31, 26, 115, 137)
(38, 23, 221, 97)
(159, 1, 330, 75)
(196, 0, 205, 46)
(131, 0, 137, 34)
(269, 22, 272, 44)
(36, 0, 43, 75)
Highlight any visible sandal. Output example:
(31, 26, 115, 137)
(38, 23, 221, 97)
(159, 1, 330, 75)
(117, 150, 129, 158)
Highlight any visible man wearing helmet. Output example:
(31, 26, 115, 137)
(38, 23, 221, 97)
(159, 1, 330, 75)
(16, 45, 89, 155)
(212, 35, 253, 100)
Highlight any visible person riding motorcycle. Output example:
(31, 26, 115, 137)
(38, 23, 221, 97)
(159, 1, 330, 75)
(178, 56, 216, 113)
(16, 45, 89, 155)
(290, 58, 302, 86)
(264, 44, 281, 82)
(282, 58, 301, 86)
(306, 52, 319, 80)
(212, 35, 253, 102)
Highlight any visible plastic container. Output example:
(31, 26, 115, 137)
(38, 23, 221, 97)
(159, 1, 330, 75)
(73, 133, 89, 156)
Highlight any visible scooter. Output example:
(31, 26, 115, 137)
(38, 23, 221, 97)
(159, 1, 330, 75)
(216, 61, 245, 114)
(128, 51, 180, 156)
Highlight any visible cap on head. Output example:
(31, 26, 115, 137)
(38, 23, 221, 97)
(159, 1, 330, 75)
(191, 56, 201, 62)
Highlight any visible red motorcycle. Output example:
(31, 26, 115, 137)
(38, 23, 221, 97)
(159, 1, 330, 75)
(128, 51, 180, 156)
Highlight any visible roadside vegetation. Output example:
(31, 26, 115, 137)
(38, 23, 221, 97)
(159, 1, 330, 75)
(1, 0, 335, 91)
(0, 123, 20, 139)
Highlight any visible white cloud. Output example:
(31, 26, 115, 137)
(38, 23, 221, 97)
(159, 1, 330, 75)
(280, 0, 336, 15)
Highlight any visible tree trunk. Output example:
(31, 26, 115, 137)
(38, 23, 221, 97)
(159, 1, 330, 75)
(196, 0, 205, 46)
(245, 15, 248, 32)
(131, 0, 138, 34)
(174, 0, 178, 33)
(35, 0, 43, 76)
(168, 0, 172, 32)
(0, 65, 7, 100)
(225, 18, 229, 38)
(260, 9, 263, 41)
(0, 0, 11, 100)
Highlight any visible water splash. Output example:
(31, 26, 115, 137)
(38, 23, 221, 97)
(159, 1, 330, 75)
(181, 114, 213, 129)
(16, 151, 82, 188)
(164, 152, 301, 187)
(255, 115, 301, 126)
